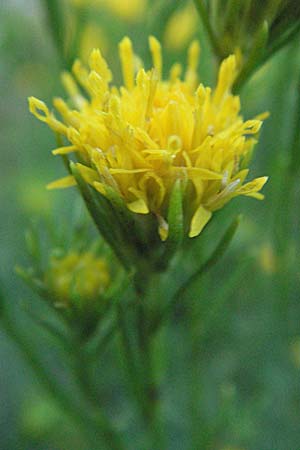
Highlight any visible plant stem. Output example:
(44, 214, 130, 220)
(273, 53, 300, 258)
(42, 0, 66, 67)
(193, 0, 224, 61)
(152, 216, 240, 332)
(73, 338, 126, 450)
(134, 275, 165, 450)
(117, 271, 164, 448)
(117, 301, 149, 418)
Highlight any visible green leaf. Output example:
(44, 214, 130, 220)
(42, 0, 66, 67)
(21, 302, 72, 349)
(70, 162, 133, 270)
(104, 185, 148, 258)
(0, 285, 5, 319)
(233, 20, 269, 92)
(193, 0, 225, 60)
(15, 266, 48, 299)
(24, 224, 42, 271)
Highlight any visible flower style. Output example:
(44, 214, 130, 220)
(29, 37, 267, 241)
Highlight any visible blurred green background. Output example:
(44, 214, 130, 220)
(1, 1, 300, 449)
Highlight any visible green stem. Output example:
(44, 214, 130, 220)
(88, 320, 118, 361)
(67, 5, 89, 68)
(198, 258, 253, 342)
(135, 298, 164, 450)
(119, 272, 164, 448)
(193, 0, 224, 61)
(288, 76, 300, 176)
(73, 338, 125, 450)
(238, 22, 300, 93)
(152, 216, 240, 332)
(42, 0, 66, 67)
(273, 57, 300, 257)
(269, 26, 300, 62)
(134, 272, 165, 448)
(233, 21, 269, 94)
(117, 301, 149, 420)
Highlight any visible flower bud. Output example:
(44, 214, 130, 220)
(46, 249, 112, 337)
(195, 0, 300, 89)
(17, 223, 118, 340)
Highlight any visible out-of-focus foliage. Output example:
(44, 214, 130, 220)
(195, 0, 300, 90)
(1, 1, 300, 449)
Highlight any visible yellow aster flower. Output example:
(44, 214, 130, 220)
(29, 37, 267, 241)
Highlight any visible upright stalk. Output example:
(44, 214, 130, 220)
(134, 274, 165, 449)
(42, 0, 66, 67)
(73, 338, 125, 450)
(193, 0, 224, 61)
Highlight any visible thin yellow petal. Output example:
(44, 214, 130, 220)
(127, 198, 149, 214)
(52, 145, 78, 155)
(189, 205, 212, 238)
(185, 40, 200, 89)
(254, 111, 270, 121)
(119, 37, 135, 90)
(93, 181, 106, 195)
(236, 176, 268, 196)
(214, 55, 236, 104)
(77, 163, 99, 185)
(109, 168, 148, 175)
(149, 36, 162, 79)
(46, 176, 76, 190)
(89, 48, 112, 84)
(184, 167, 223, 180)
(169, 63, 182, 83)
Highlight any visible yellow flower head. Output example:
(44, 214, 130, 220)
(29, 37, 267, 241)
(46, 250, 110, 307)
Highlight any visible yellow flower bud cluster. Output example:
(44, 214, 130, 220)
(46, 251, 110, 308)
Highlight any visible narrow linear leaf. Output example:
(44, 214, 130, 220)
(70, 163, 133, 270)
(233, 21, 269, 92)
(152, 215, 241, 332)
(21, 302, 71, 349)
(104, 185, 147, 258)
(15, 266, 48, 299)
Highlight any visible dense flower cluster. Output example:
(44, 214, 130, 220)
(29, 37, 267, 240)
(46, 250, 110, 307)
